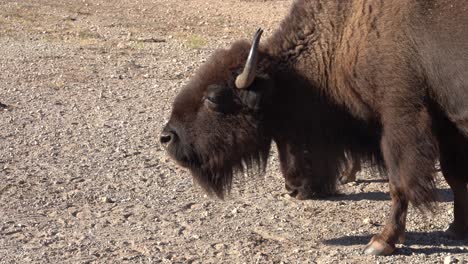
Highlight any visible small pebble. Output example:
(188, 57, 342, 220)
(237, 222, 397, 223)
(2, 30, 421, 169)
(213, 243, 226, 250)
(363, 218, 374, 225)
(101, 197, 115, 203)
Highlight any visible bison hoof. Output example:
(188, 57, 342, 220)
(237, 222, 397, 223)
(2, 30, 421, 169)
(363, 236, 395, 256)
(286, 186, 315, 200)
(444, 223, 467, 240)
(285, 183, 333, 200)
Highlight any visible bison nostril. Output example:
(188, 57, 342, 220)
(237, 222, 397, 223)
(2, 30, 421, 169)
(160, 133, 173, 145)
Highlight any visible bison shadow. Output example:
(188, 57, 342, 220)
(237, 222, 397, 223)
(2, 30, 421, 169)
(328, 188, 453, 202)
(322, 231, 467, 255)
(356, 179, 389, 184)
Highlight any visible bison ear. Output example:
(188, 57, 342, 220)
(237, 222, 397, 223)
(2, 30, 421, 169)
(235, 28, 263, 89)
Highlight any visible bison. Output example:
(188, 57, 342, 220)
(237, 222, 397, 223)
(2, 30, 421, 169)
(160, 0, 468, 255)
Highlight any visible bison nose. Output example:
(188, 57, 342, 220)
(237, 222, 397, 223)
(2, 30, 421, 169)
(160, 125, 178, 147)
(160, 132, 174, 146)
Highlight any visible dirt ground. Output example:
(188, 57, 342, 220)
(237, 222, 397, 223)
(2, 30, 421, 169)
(0, 0, 466, 263)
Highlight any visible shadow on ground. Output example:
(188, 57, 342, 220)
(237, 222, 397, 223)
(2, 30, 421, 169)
(322, 231, 467, 255)
(328, 188, 453, 202)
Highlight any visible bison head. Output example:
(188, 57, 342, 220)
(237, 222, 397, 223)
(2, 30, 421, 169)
(160, 29, 275, 197)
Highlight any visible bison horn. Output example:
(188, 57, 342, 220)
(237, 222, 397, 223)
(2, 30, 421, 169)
(235, 28, 263, 89)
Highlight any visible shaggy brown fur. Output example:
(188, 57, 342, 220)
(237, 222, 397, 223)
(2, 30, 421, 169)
(161, 0, 468, 255)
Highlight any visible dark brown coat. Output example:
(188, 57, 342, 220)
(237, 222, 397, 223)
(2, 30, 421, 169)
(161, 0, 468, 255)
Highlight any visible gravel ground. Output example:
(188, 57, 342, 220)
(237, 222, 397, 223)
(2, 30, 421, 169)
(0, 0, 466, 263)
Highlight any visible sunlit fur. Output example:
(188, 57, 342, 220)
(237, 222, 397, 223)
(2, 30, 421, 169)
(163, 0, 468, 251)
(164, 0, 468, 236)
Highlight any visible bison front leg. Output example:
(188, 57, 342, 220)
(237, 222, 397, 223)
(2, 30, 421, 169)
(339, 153, 361, 184)
(276, 139, 339, 200)
(443, 173, 468, 239)
(364, 185, 408, 255)
(437, 123, 468, 240)
(364, 105, 437, 255)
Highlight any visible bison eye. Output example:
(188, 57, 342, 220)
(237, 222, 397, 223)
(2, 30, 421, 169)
(204, 96, 219, 109)
(204, 85, 234, 113)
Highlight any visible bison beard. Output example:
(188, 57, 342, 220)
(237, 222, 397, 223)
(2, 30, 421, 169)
(188, 128, 271, 198)
(162, 0, 468, 256)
